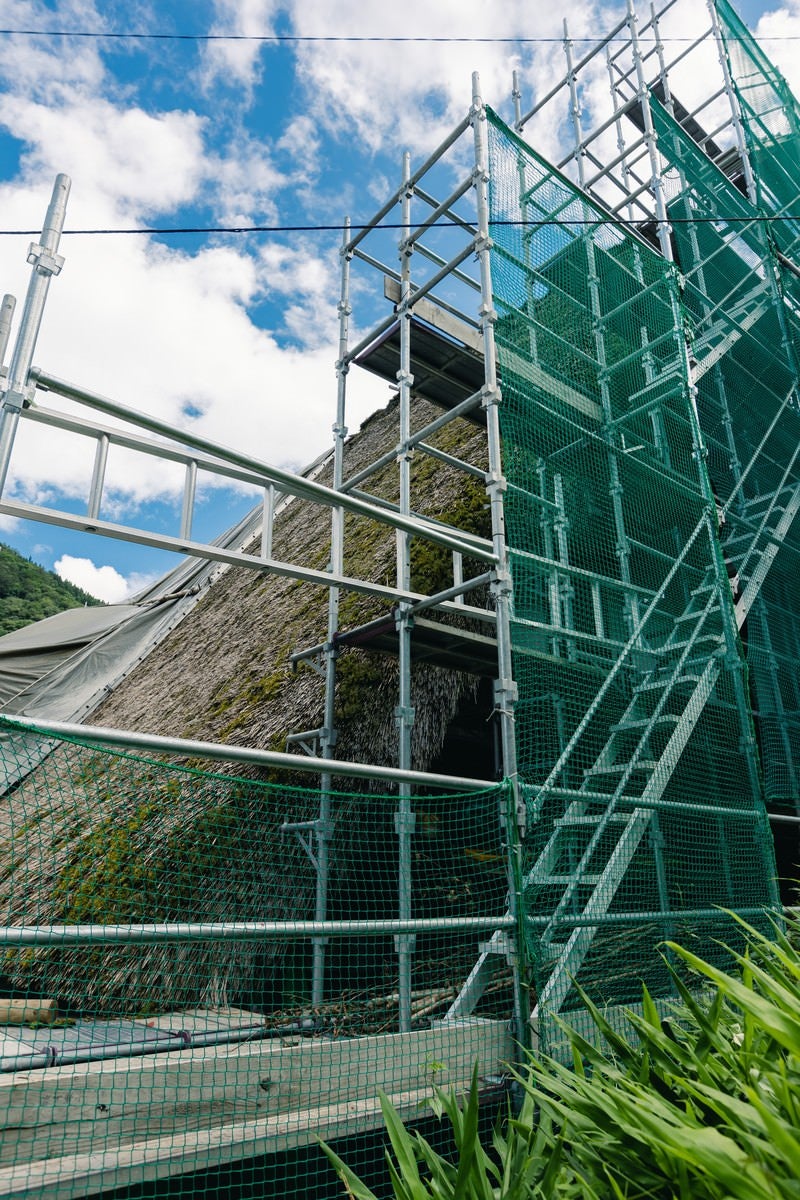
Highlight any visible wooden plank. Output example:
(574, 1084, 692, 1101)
(0, 1019, 510, 1198)
(383, 277, 601, 422)
(0, 1087, 441, 1200)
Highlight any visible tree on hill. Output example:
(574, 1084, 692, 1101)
(0, 544, 102, 637)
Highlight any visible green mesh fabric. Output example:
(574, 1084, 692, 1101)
(650, 94, 800, 810)
(485, 108, 779, 1053)
(713, 0, 800, 809)
(717, 0, 800, 264)
(0, 718, 510, 1196)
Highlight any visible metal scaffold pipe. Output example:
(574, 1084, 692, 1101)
(0, 295, 15, 368)
(395, 148, 416, 1034)
(33, 368, 495, 564)
(0, 175, 70, 497)
(0, 715, 499, 792)
(0, 916, 517, 948)
(470, 71, 529, 1053)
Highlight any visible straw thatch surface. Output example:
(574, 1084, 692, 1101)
(90, 394, 489, 766)
(0, 398, 504, 1017)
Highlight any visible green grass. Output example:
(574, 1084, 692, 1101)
(321, 910, 800, 1198)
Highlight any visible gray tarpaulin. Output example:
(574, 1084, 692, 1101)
(0, 495, 266, 724)
(0, 502, 270, 791)
(0, 603, 140, 711)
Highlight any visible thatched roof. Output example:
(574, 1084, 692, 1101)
(0, 397, 505, 1018)
(89, 394, 489, 765)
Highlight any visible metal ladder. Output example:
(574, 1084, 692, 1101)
(692, 279, 773, 382)
(446, 475, 800, 1024)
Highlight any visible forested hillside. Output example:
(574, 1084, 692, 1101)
(0, 544, 101, 636)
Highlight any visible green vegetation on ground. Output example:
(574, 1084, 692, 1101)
(0, 543, 101, 635)
(322, 911, 800, 1198)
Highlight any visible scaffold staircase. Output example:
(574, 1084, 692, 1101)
(447, 468, 800, 1025)
(692, 279, 773, 382)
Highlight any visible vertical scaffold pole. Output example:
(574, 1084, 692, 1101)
(310, 218, 352, 1008)
(708, 0, 758, 206)
(470, 73, 529, 1051)
(0, 296, 16, 370)
(709, 0, 800, 417)
(512, 68, 523, 132)
(567, 21, 641, 640)
(563, 20, 585, 190)
(606, 49, 637, 224)
(395, 152, 416, 1034)
(0, 174, 70, 497)
(709, 0, 800, 819)
(626, 2, 671, 258)
(628, 0, 772, 847)
(650, 2, 674, 114)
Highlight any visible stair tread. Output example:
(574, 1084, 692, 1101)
(535, 873, 604, 886)
(674, 608, 718, 624)
(554, 813, 631, 826)
(610, 714, 679, 731)
(545, 785, 643, 802)
(585, 760, 658, 776)
(634, 673, 702, 692)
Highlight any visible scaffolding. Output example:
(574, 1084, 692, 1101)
(0, 0, 799, 1192)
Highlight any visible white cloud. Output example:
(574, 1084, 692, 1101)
(0, 3, 109, 103)
(0, 98, 207, 221)
(1, 223, 386, 505)
(755, 3, 800, 96)
(203, 0, 281, 91)
(0, 2, 387, 516)
(210, 136, 286, 225)
(276, 115, 321, 185)
(287, 0, 603, 157)
(54, 554, 159, 602)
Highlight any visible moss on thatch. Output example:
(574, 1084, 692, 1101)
(0, 397, 498, 1016)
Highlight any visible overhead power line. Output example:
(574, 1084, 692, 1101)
(0, 216, 797, 237)
(0, 29, 791, 44)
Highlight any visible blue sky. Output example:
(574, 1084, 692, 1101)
(0, 0, 794, 601)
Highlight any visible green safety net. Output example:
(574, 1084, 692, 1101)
(486, 106, 781, 1054)
(2, 8, 800, 1192)
(0, 718, 510, 1197)
(649, 92, 800, 811)
(717, 0, 800, 264)
(714, 0, 800, 807)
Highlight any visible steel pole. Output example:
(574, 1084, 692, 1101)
(395, 151, 416, 1034)
(0, 295, 16, 368)
(0, 714, 498, 792)
(0, 175, 70, 497)
(470, 74, 529, 1052)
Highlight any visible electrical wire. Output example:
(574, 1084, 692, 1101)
(0, 216, 797, 238)
(0, 29, 792, 44)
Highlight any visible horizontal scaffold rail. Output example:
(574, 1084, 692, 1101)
(30, 369, 495, 564)
(0, 714, 499, 793)
(0, 906, 785, 949)
(0, 916, 516, 947)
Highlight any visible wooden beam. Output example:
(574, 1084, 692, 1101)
(0, 1019, 510, 1198)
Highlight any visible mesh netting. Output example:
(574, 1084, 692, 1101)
(718, 0, 800, 264)
(486, 107, 780, 1052)
(0, 719, 510, 1196)
(649, 94, 800, 811)
(3, 10, 800, 1190)
(714, 0, 800, 808)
